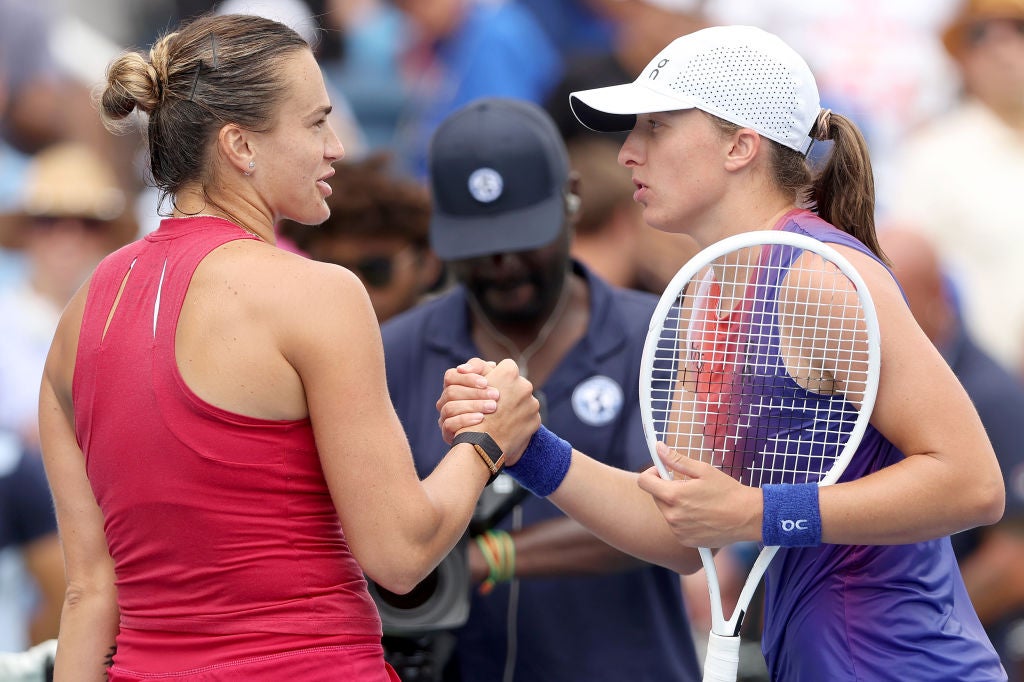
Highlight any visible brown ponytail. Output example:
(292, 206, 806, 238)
(806, 110, 887, 264)
(706, 110, 888, 264)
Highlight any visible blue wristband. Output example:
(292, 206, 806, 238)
(504, 426, 572, 497)
(761, 483, 822, 547)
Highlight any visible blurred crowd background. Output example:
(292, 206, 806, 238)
(1, 0, 1023, 679)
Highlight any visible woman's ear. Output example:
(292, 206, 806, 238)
(724, 127, 761, 172)
(217, 123, 256, 176)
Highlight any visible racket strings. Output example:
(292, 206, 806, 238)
(650, 245, 872, 487)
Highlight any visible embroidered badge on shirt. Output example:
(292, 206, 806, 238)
(572, 375, 623, 426)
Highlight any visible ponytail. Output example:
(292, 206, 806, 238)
(805, 109, 886, 263)
(706, 109, 887, 264)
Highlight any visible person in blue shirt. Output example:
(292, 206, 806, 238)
(439, 27, 1006, 681)
(389, 0, 562, 179)
(381, 97, 700, 681)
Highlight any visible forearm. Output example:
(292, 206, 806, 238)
(549, 451, 701, 574)
(53, 586, 119, 682)
(470, 517, 645, 583)
(378, 443, 489, 590)
(818, 454, 1004, 545)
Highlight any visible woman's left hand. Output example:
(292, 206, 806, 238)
(435, 358, 498, 443)
(637, 442, 762, 548)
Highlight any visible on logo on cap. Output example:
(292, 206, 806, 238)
(468, 167, 503, 203)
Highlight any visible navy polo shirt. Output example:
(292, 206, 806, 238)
(0, 439, 55, 553)
(382, 263, 700, 682)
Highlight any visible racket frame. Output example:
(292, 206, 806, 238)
(637, 230, 882, 681)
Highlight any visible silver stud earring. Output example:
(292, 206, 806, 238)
(243, 160, 255, 176)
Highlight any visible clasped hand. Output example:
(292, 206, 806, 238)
(435, 358, 541, 467)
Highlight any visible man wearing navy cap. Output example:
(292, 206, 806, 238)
(380, 97, 700, 681)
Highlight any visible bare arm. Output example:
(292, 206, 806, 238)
(468, 517, 645, 585)
(38, 286, 119, 682)
(816, 249, 1003, 543)
(439, 361, 701, 575)
(639, 249, 1004, 548)
(280, 265, 540, 594)
(501, 517, 645, 577)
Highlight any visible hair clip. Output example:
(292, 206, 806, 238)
(188, 34, 219, 102)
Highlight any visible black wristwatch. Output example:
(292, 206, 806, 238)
(452, 431, 505, 486)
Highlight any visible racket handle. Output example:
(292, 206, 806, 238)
(702, 632, 742, 682)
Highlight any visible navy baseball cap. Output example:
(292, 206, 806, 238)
(428, 98, 570, 261)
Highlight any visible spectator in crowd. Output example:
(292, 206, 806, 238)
(389, 0, 563, 178)
(0, 0, 105, 154)
(381, 97, 701, 682)
(882, 225, 1024, 681)
(0, 143, 135, 449)
(515, 0, 617, 61)
(39, 14, 539, 680)
(0, 24, 31, 289)
(280, 153, 443, 323)
(0, 432, 63, 653)
(889, 0, 1024, 367)
(319, 0, 411, 151)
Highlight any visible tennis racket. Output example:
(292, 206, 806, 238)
(638, 230, 881, 682)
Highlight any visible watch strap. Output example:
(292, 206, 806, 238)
(452, 431, 505, 485)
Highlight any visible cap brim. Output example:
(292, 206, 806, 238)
(430, 193, 564, 261)
(569, 82, 697, 132)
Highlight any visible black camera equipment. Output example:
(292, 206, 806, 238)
(366, 475, 529, 681)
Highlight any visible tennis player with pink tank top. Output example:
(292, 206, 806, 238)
(75, 217, 391, 680)
(39, 13, 540, 682)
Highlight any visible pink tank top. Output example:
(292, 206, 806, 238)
(72, 217, 390, 678)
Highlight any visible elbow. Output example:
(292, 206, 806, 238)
(672, 552, 705, 576)
(363, 548, 438, 597)
(959, 465, 1006, 530)
(974, 476, 1006, 528)
(368, 570, 428, 598)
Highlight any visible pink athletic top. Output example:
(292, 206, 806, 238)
(72, 217, 393, 680)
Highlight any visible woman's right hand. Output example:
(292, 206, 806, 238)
(436, 358, 541, 467)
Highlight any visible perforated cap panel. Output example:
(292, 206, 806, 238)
(670, 44, 804, 149)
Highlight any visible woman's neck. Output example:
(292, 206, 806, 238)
(172, 187, 276, 244)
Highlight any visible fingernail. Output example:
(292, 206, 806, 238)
(486, 388, 499, 400)
(484, 400, 497, 412)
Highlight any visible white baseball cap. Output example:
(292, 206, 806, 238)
(569, 25, 821, 154)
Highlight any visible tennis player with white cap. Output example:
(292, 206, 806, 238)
(440, 25, 1008, 681)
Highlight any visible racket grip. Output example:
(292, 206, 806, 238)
(703, 632, 742, 682)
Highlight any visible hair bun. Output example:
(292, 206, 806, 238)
(100, 50, 165, 127)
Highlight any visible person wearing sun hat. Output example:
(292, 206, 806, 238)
(889, 0, 1024, 370)
(0, 142, 136, 448)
